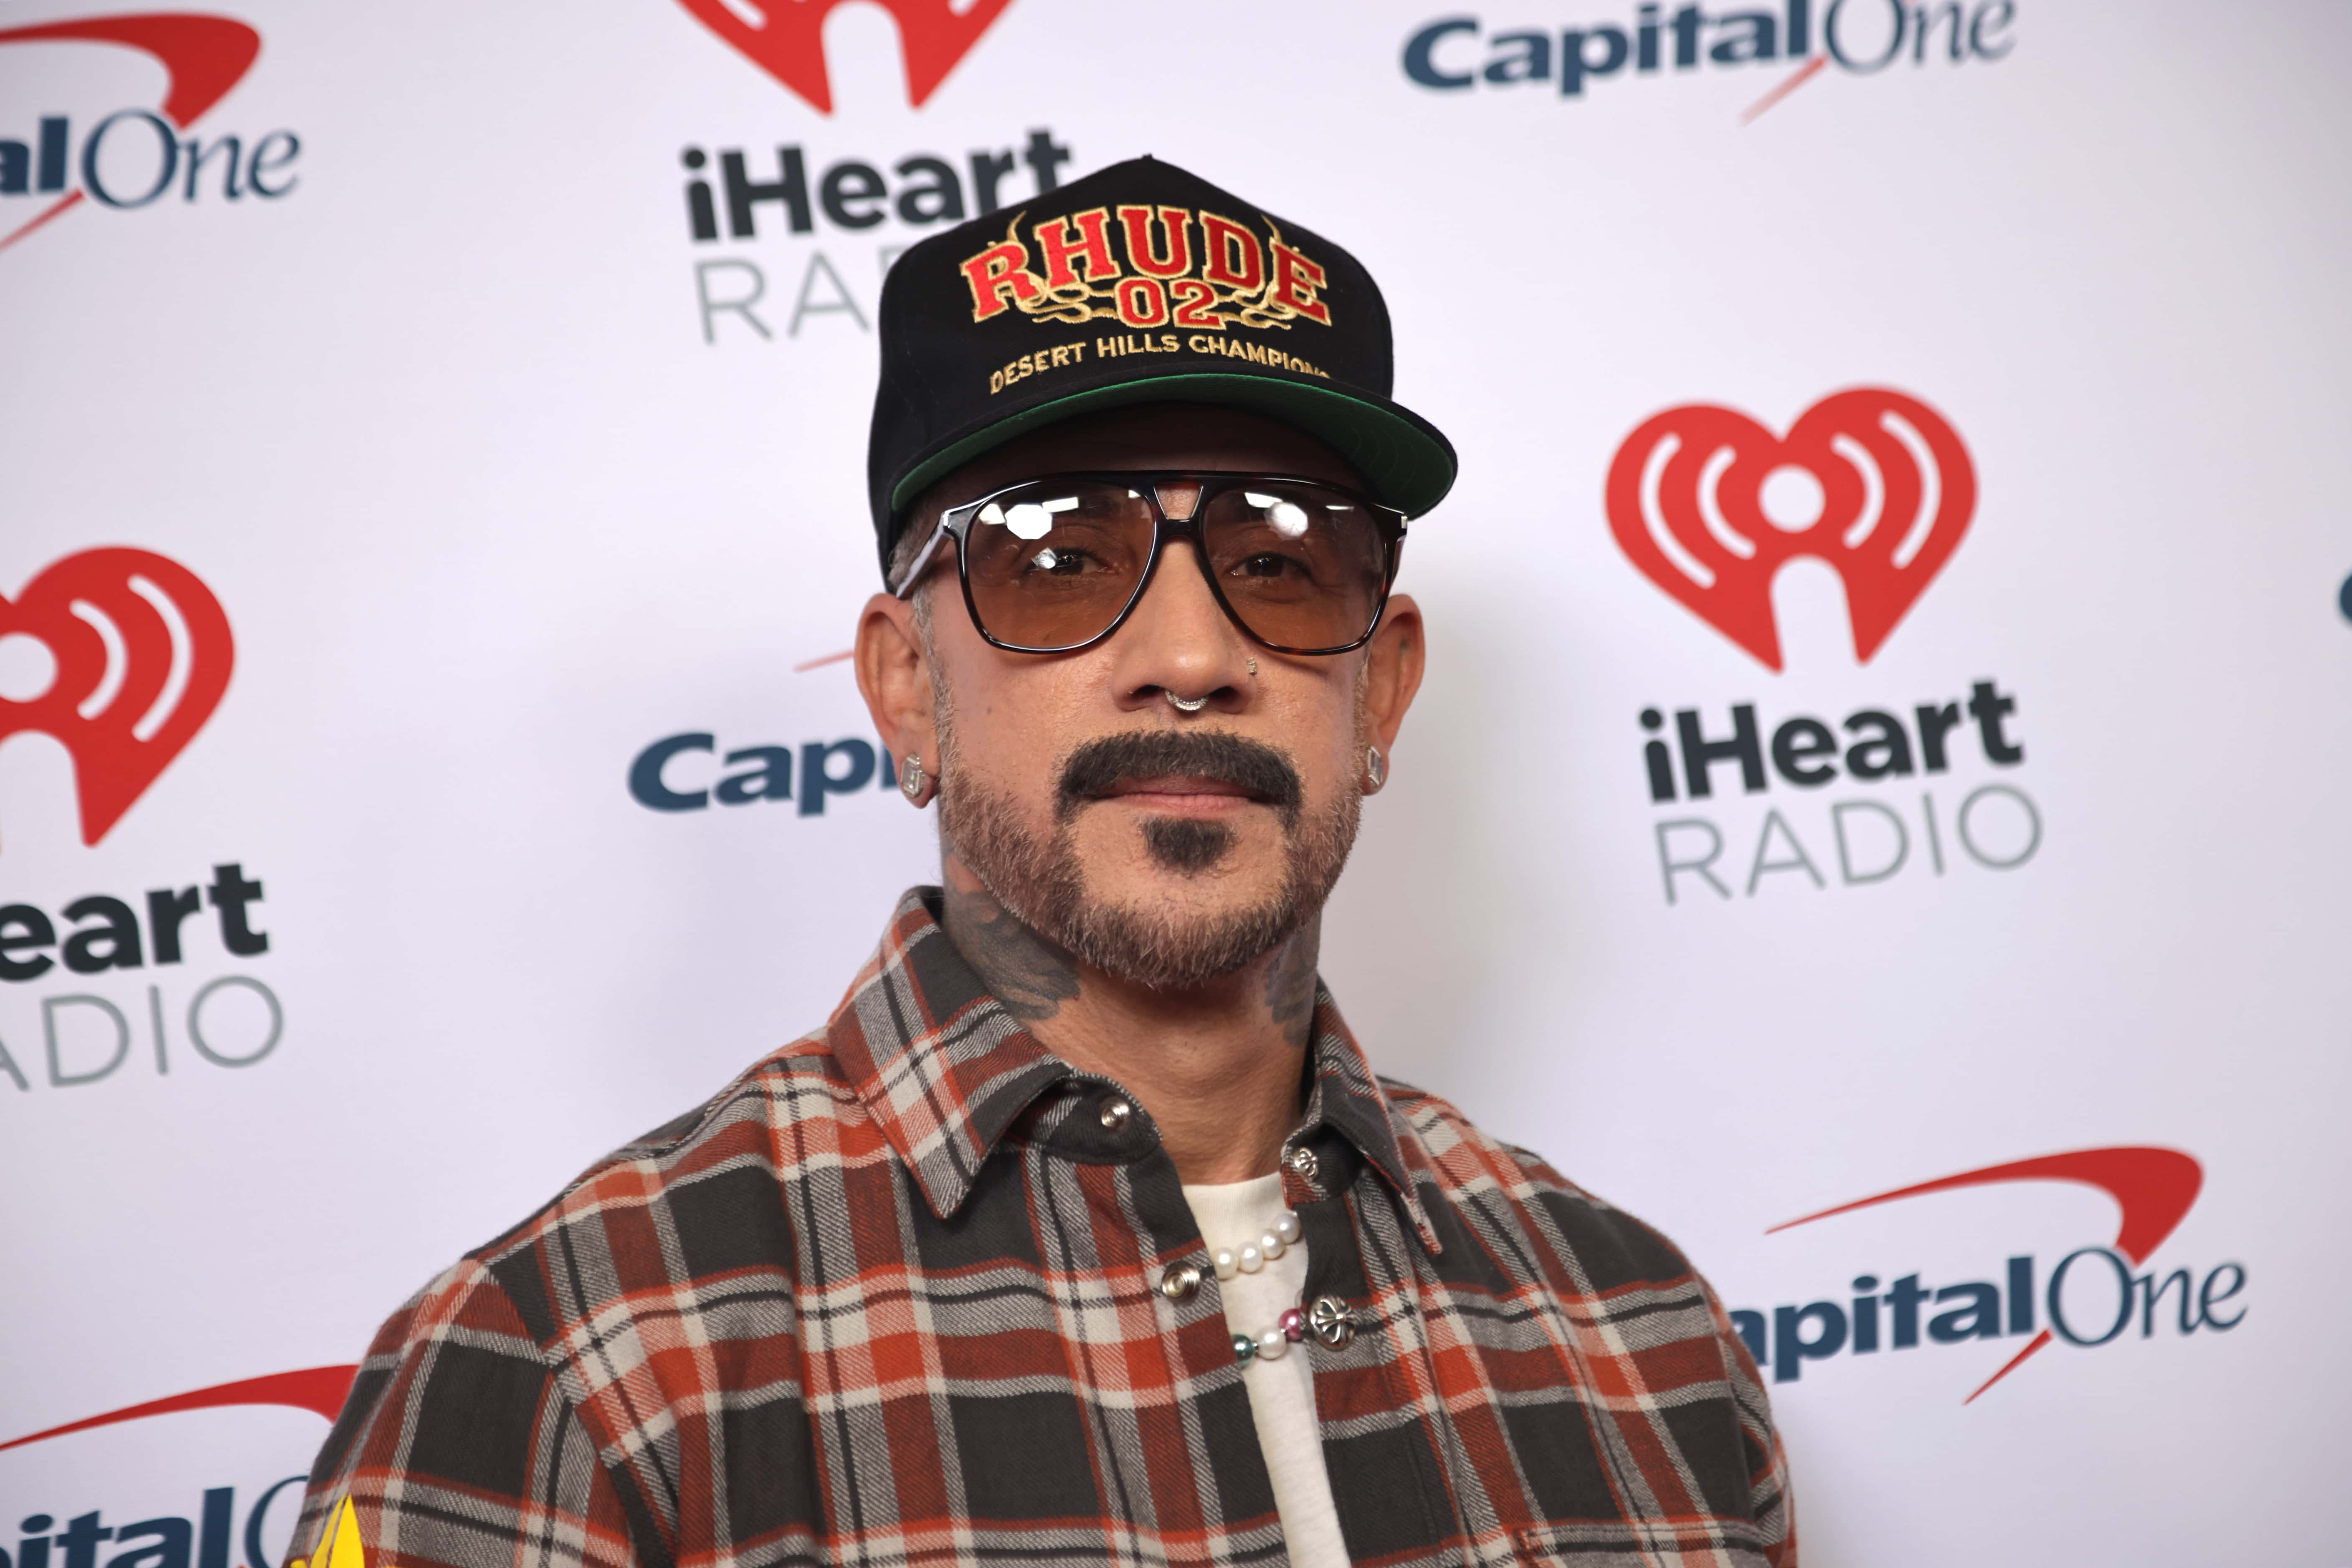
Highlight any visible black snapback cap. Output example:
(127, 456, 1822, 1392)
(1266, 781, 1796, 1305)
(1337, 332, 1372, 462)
(866, 154, 1457, 582)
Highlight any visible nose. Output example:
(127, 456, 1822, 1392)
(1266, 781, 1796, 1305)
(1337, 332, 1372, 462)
(1108, 537, 1256, 714)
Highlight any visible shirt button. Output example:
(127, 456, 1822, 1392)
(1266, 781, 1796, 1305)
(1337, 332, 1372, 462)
(1307, 1295, 1356, 1348)
(1158, 1262, 1204, 1303)
(1286, 1146, 1320, 1184)
(1098, 1097, 1133, 1132)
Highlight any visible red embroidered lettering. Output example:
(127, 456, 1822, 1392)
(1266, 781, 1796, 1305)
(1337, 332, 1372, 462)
(1270, 240, 1331, 325)
(1169, 279, 1223, 329)
(1033, 209, 1121, 291)
(1199, 212, 1265, 291)
(1115, 276, 1169, 327)
(961, 239, 1042, 322)
(1116, 204, 1194, 279)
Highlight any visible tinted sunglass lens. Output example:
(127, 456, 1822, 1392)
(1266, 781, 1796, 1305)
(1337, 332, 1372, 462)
(961, 482, 1157, 649)
(1201, 483, 1389, 651)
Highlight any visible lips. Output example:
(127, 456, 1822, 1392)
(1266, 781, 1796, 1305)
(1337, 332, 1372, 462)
(1095, 774, 1270, 805)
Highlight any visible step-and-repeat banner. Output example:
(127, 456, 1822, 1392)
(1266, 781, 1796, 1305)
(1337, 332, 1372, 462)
(4, 3, 2348, 1563)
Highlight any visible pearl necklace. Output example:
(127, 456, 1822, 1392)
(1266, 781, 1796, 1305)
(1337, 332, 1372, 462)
(1210, 1209, 1308, 1364)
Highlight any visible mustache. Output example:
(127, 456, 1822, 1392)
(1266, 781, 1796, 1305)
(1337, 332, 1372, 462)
(1055, 730, 1303, 828)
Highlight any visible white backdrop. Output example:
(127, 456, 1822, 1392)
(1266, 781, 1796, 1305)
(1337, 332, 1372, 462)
(5, 3, 2349, 1564)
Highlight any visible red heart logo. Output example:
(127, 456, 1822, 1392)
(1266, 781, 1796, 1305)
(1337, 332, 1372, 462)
(0, 548, 235, 848)
(674, 0, 1019, 114)
(1604, 388, 1976, 670)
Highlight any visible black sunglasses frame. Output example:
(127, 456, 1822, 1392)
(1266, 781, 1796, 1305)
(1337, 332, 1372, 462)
(893, 471, 1411, 656)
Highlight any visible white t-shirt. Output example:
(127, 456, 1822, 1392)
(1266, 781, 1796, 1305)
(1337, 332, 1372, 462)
(1182, 1175, 1351, 1568)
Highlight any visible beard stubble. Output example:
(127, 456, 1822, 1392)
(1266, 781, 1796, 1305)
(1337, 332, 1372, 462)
(937, 714, 1361, 991)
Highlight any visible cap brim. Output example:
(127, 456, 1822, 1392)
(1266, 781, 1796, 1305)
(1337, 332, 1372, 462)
(888, 372, 1458, 522)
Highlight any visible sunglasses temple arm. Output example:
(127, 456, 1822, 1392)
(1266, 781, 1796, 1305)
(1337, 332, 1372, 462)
(892, 517, 959, 599)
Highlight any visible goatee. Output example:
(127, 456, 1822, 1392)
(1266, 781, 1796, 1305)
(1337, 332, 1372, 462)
(938, 728, 1358, 990)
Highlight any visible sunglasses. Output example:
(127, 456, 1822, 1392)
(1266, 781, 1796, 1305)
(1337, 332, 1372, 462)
(893, 472, 1410, 656)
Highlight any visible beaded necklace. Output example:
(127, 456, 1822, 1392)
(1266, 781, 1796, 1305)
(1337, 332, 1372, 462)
(1208, 1208, 1308, 1364)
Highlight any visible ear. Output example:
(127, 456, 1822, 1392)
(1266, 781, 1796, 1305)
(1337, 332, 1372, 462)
(1361, 593, 1425, 753)
(855, 591, 937, 771)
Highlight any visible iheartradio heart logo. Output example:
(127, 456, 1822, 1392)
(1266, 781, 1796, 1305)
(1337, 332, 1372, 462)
(1605, 388, 1976, 670)
(674, 0, 1019, 114)
(0, 549, 234, 848)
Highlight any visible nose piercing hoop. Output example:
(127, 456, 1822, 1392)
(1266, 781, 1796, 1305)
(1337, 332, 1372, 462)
(1165, 691, 1209, 713)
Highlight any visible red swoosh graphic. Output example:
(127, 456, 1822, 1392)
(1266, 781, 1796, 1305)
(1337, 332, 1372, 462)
(0, 12, 261, 255)
(1741, 53, 1827, 124)
(1767, 1146, 2203, 1403)
(0, 1364, 356, 1452)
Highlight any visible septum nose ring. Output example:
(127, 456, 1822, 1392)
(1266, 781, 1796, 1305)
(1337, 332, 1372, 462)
(1165, 690, 1208, 713)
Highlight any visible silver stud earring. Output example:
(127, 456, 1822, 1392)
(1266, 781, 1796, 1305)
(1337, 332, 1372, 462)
(1364, 745, 1386, 793)
(900, 754, 928, 804)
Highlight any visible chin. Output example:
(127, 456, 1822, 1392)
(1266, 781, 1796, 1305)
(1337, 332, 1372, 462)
(1058, 880, 1305, 991)
(1096, 860, 1285, 917)
(940, 765, 1356, 991)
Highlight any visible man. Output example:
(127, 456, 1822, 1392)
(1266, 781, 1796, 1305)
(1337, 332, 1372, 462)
(295, 157, 1792, 1568)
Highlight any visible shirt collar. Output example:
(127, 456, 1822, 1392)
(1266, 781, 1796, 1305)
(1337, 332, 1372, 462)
(823, 888, 1071, 1221)
(1297, 981, 1444, 1254)
(827, 888, 1440, 1251)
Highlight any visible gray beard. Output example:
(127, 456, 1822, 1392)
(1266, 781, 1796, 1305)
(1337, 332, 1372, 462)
(936, 724, 1359, 992)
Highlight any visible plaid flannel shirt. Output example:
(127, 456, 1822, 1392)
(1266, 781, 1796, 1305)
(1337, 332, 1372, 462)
(296, 888, 1793, 1568)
